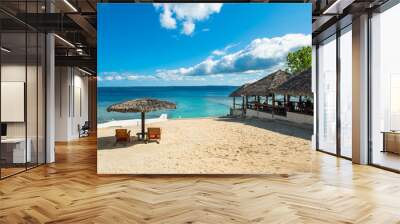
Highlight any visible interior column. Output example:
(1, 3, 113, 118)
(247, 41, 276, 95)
(352, 14, 369, 164)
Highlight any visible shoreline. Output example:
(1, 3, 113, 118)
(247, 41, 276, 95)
(98, 114, 231, 128)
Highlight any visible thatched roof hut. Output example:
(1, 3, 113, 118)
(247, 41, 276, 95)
(274, 68, 312, 96)
(229, 84, 250, 97)
(107, 98, 176, 113)
(107, 98, 176, 140)
(242, 70, 291, 96)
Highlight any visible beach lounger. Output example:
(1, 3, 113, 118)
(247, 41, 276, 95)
(146, 127, 161, 144)
(115, 129, 131, 144)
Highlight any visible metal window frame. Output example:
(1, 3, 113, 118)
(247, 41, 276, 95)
(0, 0, 47, 180)
(367, 1, 400, 173)
(315, 21, 353, 161)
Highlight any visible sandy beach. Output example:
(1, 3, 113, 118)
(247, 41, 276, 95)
(97, 117, 314, 174)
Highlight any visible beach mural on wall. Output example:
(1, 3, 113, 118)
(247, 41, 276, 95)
(97, 3, 313, 174)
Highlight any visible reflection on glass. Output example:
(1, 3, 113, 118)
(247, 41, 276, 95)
(38, 33, 46, 165)
(1, 32, 27, 177)
(318, 35, 337, 154)
(371, 3, 400, 171)
(340, 27, 352, 158)
(27, 31, 38, 169)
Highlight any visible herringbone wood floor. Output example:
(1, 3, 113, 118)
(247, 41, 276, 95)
(1, 136, 400, 223)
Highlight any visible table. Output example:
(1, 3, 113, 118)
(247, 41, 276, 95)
(381, 131, 400, 154)
(136, 132, 147, 141)
(1, 138, 32, 163)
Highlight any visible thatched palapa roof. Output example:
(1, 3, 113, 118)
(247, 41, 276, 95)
(107, 98, 176, 113)
(274, 68, 312, 96)
(242, 70, 291, 96)
(229, 84, 250, 97)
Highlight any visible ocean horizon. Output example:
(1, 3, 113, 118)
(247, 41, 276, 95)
(98, 86, 238, 124)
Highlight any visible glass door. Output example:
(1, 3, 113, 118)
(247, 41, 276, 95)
(317, 35, 337, 154)
(370, 3, 400, 171)
(339, 26, 352, 158)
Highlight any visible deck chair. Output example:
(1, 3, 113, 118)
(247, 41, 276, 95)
(146, 127, 161, 144)
(115, 129, 131, 144)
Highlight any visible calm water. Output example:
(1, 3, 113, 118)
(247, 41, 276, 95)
(98, 86, 237, 123)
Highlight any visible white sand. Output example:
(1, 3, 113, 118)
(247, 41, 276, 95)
(97, 117, 314, 174)
(98, 114, 168, 128)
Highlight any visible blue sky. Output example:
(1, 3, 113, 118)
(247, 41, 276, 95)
(98, 3, 311, 87)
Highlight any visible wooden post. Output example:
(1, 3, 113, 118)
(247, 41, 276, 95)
(242, 96, 245, 113)
(233, 97, 236, 109)
(141, 112, 145, 140)
(272, 93, 275, 116)
(284, 94, 287, 105)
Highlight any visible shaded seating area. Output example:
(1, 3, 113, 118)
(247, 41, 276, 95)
(229, 84, 250, 116)
(275, 69, 313, 116)
(107, 98, 176, 144)
(228, 69, 313, 124)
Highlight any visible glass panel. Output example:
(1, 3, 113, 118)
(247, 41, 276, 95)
(371, 4, 400, 171)
(38, 32, 45, 165)
(317, 35, 337, 154)
(27, 30, 38, 169)
(26, 0, 39, 169)
(1, 31, 27, 177)
(340, 27, 352, 158)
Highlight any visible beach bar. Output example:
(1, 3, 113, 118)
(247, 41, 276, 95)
(229, 69, 313, 128)
(229, 84, 249, 116)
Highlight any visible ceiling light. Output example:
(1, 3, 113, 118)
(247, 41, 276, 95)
(78, 67, 93, 76)
(322, 0, 355, 15)
(54, 34, 75, 48)
(63, 0, 78, 12)
(1, 47, 11, 53)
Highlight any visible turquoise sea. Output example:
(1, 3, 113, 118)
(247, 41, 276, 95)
(98, 86, 237, 124)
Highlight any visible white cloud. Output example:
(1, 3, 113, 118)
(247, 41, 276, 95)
(153, 3, 222, 35)
(104, 76, 114, 81)
(212, 49, 225, 56)
(182, 20, 195, 35)
(114, 75, 124, 80)
(212, 43, 238, 56)
(155, 33, 311, 77)
(158, 4, 176, 29)
(99, 72, 157, 81)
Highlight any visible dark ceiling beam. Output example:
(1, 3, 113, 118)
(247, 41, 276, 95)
(55, 55, 97, 72)
(8, 13, 84, 32)
(67, 13, 97, 46)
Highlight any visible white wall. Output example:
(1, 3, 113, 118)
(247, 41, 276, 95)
(55, 67, 89, 141)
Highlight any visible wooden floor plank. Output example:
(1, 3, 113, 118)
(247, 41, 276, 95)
(0, 136, 400, 223)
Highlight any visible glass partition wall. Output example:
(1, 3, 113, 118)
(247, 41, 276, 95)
(0, 3, 46, 179)
(317, 35, 337, 154)
(339, 26, 352, 159)
(316, 25, 353, 159)
(370, 3, 400, 171)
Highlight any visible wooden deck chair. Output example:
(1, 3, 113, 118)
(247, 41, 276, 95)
(115, 129, 131, 144)
(146, 127, 161, 144)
